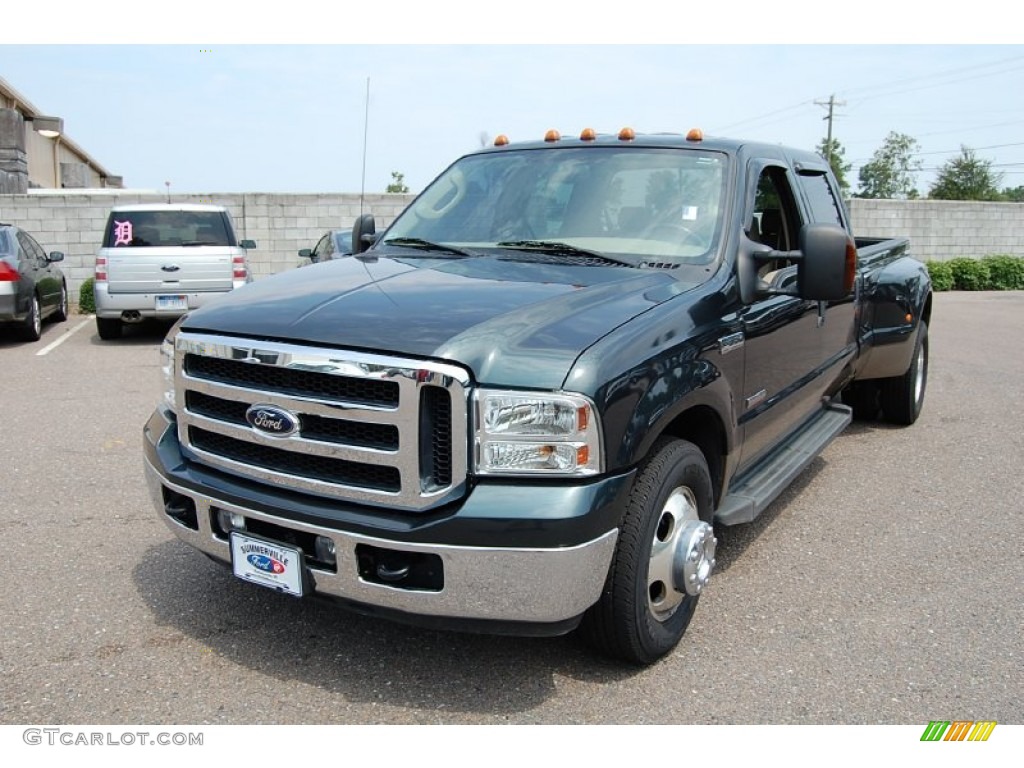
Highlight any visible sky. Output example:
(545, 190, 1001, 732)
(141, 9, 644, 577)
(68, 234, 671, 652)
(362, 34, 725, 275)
(3, 4, 1023, 197)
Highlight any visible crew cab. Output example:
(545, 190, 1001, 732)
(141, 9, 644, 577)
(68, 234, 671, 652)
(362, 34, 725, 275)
(144, 128, 931, 664)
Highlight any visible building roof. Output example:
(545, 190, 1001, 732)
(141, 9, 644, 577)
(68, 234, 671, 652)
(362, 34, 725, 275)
(0, 74, 117, 182)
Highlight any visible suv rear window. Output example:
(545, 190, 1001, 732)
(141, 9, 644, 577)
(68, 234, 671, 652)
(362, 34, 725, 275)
(104, 211, 235, 248)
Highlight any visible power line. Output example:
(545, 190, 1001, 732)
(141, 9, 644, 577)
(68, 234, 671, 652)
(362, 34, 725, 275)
(838, 53, 1024, 101)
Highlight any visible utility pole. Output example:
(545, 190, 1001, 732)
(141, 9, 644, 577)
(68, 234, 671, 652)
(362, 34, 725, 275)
(815, 94, 846, 165)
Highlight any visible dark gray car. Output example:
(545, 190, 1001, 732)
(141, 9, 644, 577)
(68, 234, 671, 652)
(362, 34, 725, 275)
(0, 224, 68, 341)
(298, 229, 353, 266)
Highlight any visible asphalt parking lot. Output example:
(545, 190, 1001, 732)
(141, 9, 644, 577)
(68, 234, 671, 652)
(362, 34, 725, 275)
(0, 292, 1021, 726)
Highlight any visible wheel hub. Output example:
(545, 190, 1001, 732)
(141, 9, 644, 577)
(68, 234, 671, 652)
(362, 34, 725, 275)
(647, 486, 717, 620)
(673, 521, 717, 596)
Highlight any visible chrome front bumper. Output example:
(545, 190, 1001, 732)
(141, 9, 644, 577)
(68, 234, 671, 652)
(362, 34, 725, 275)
(144, 459, 619, 627)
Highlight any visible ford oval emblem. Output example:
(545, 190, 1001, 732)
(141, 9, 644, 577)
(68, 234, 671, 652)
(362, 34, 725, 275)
(247, 553, 286, 574)
(245, 404, 299, 437)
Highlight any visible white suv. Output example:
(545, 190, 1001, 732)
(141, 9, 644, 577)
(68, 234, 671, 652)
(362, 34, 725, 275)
(93, 203, 255, 340)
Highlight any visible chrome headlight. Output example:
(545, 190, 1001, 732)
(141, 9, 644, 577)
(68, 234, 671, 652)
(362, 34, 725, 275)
(474, 390, 602, 476)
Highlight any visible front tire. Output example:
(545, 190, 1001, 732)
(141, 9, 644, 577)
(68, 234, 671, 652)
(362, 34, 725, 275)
(880, 321, 928, 425)
(579, 437, 716, 665)
(52, 282, 69, 323)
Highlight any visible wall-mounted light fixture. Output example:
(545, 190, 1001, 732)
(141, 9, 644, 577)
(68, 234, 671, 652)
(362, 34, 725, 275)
(32, 115, 63, 138)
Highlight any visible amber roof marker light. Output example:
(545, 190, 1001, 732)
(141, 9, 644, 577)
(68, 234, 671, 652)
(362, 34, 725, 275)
(686, 128, 704, 142)
(493, 135, 510, 147)
(544, 129, 561, 143)
(580, 128, 597, 141)
(618, 127, 636, 141)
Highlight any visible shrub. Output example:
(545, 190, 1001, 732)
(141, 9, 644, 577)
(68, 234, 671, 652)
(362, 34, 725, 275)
(925, 261, 954, 291)
(981, 255, 1024, 290)
(78, 277, 96, 314)
(947, 257, 992, 291)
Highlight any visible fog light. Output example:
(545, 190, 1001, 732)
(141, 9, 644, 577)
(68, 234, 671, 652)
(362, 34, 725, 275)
(315, 536, 337, 566)
(217, 509, 246, 534)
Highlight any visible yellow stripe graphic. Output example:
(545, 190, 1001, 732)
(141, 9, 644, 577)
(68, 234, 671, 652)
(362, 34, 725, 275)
(968, 721, 997, 741)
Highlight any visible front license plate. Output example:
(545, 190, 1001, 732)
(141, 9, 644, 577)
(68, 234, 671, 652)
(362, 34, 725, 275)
(155, 295, 188, 311)
(230, 532, 305, 597)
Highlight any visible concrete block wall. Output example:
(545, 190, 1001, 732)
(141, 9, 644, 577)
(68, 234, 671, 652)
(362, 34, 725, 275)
(847, 199, 1024, 262)
(1, 192, 1021, 308)
(0, 191, 416, 303)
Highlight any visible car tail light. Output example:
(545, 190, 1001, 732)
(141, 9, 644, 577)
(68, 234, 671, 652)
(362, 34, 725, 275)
(232, 255, 248, 280)
(95, 256, 108, 283)
(0, 262, 19, 281)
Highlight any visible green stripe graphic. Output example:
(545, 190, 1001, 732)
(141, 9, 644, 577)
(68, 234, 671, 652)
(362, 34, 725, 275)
(921, 721, 950, 741)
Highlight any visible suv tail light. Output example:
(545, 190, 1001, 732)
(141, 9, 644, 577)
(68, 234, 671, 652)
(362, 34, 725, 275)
(232, 255, 248, 280)
(95, 256, 108, 283)
(0, 262, 19, 281)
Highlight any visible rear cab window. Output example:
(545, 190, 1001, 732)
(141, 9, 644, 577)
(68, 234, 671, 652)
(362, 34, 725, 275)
(105, 210, 235, 248)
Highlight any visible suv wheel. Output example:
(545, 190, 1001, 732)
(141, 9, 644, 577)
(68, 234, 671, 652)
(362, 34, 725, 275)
(96, 317, 122, 340)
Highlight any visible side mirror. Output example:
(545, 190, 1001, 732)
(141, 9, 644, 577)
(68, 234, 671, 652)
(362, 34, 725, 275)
(239, 239, 257, 250)
(736, 224, 854, 304)
(352, 213, 376, 254)
(797, 224, 856, 302)
(298, 248, 314, 259)
(48, 251, 65, 263)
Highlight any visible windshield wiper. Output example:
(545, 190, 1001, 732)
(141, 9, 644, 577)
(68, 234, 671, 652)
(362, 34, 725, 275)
(382, 237, 473, 258)
(495, 240, 635, 267)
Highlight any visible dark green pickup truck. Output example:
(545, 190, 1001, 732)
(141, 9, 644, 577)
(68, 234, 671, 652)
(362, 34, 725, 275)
(144, 128, 931, 664)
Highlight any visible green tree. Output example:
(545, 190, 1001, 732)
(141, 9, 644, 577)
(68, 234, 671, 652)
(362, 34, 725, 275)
(856, 132, 922, 199)
(386, 171, 409, 194)
(1002, 185, 1024, 202)
(816, 137, 852, 196)
(928, 146, 1003, 201)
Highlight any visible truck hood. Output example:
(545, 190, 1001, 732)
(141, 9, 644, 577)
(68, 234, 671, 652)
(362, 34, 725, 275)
(180, 252, 691, 388)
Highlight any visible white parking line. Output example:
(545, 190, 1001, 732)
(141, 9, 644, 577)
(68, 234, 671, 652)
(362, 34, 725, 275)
(35, 317, 92, 357)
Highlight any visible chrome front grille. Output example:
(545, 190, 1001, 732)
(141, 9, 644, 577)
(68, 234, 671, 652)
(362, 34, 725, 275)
(174, 333, 470, 511)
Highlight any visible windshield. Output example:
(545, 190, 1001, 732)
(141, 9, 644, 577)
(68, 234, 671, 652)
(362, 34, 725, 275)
(103, 210, 234, 248)
(383, 146, 728, 269)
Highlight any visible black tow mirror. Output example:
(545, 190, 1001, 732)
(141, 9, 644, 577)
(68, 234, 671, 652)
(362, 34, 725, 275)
(352, 214, 376, 254)
(48, 251, 65, 263)
(797, 224, 856, 302)
(239, 239, 257, 250)
(737, 224, 855, 304)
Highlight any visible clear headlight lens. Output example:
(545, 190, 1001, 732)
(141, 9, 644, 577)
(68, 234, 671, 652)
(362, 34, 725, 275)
(475, 390, 602, 476)
(160, 336, 176, 411)
(160, 317, 187, 412)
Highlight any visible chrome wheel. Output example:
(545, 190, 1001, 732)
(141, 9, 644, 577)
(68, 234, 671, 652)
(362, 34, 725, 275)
(20, 294, 42, 341)
(647, 486, 716, 621)
(913, 342, 926, 405)
(31, 296, 41, 337)
(55, 284, 69, 322)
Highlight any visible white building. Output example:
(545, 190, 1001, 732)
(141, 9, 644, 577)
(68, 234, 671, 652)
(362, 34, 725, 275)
(0, 75, 122, 193)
